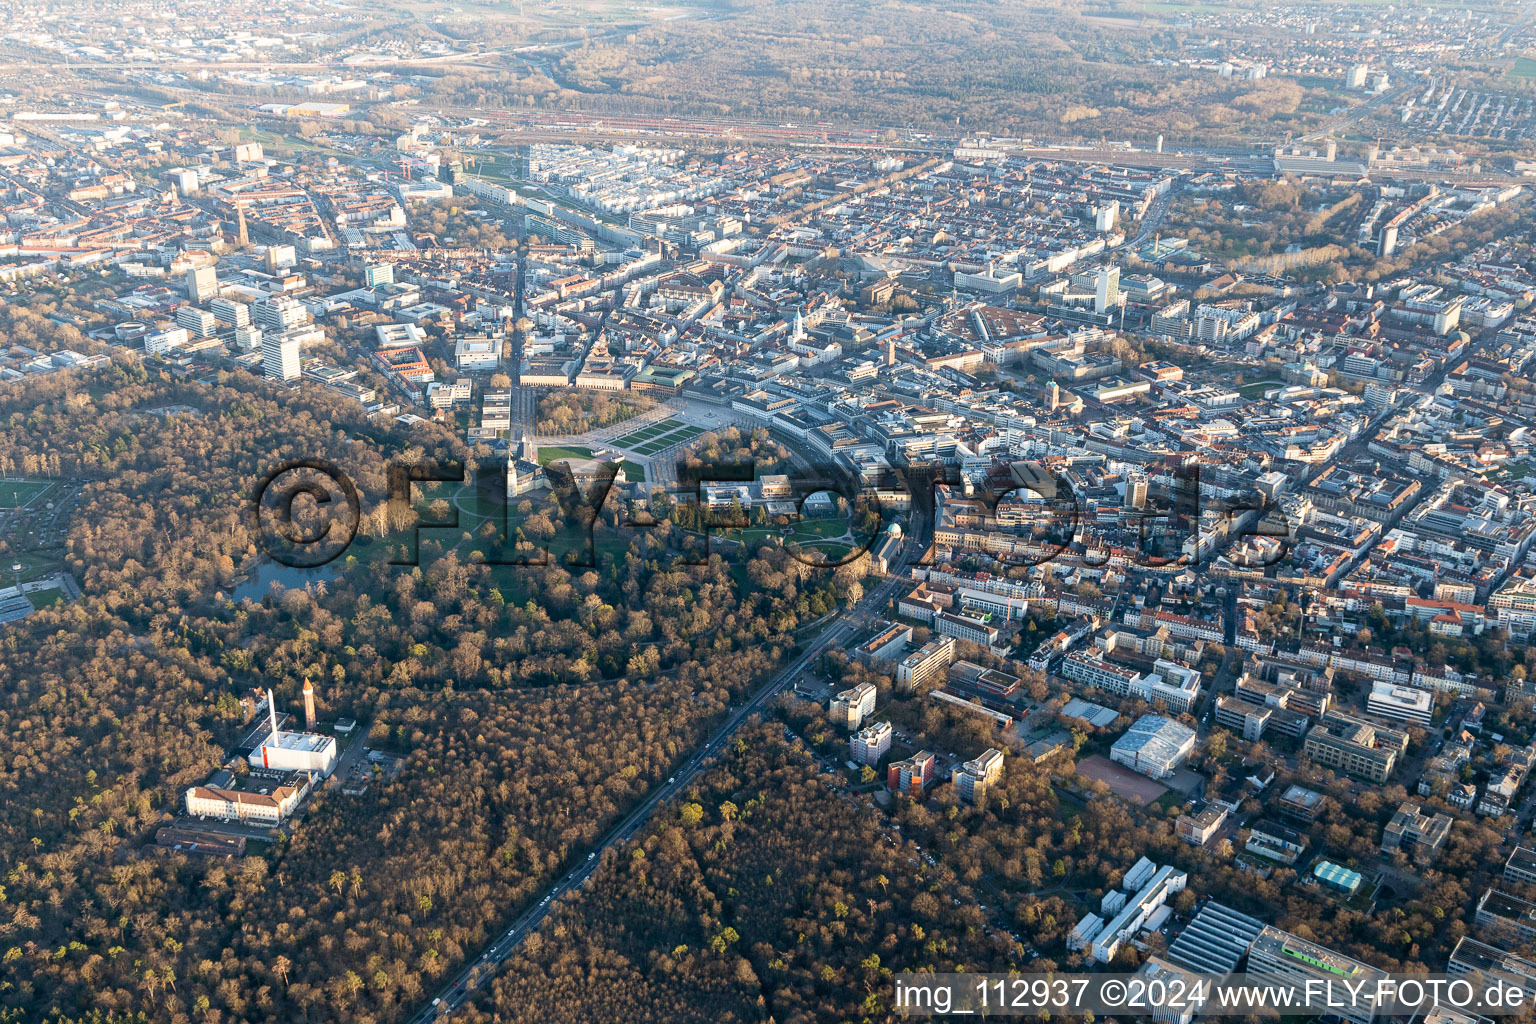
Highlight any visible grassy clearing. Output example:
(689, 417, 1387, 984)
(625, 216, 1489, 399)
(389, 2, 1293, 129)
(0, 479, 52, 508)
(1237, 379, 1283, 399)
(536, 445, 598, 466)
(613, 418, 686, 448)
(25, 588, 63, 610)
(3, 551, 58, 580)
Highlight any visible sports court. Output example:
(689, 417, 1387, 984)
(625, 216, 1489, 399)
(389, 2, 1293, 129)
(1075, 754, 1169, 805)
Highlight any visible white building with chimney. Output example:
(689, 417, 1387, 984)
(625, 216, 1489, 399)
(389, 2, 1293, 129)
(256, 687, 337, 776)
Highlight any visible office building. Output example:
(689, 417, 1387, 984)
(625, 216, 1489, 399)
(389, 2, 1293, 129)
(1381, 801, 1453, 863)
(1246, 926, 1385, 1024)
(144, 327, 190, 356)
(829, 682, 878, 730)
(1231, 676, 1313, 738)
(364, 263, 394, 287)
(1070, 913, 1105, 951)
(210, 297, 251, 329)
(1277, 784, 1325, 822)
(1247, 819, 1308, 864)
(1125, 476, 1148, 509)
(934, 609, 1000, 647)
(1111, 715, 1196, 780)
(858, 623, 913, 664)
(1505, 846, 1536, 888)
(850, 721, 892, 766)
(1064, 649, 1139, 693)
(888, 751, 935, 796)
(1090, 861, 1188, 963)
(253, 294, 312, 332)
(1448, 937, 1536, 1001)
(455, 336, 501, 370)
(185, 265, 218, 303)
(262, 331, 302, 382)
(175, 306, 218, 338)
(1065, 652, 1201, 713)
(1139, 957, 1204, 1024)
(265, 244, 297, 271)
(1137, 660, 1202, 713)
(1215, 694, 1272, 741)
(1365, 681, 1434, 726)
(170, 167, 200, 195)
(481, 389, 512, 432)
(1094, 201, 1120, 234)
(1303, 711, 1406, 783)
(1175, 802, 1231, 846)
(184, 776, 308, 826)
(1094, 265, 1120, 314)
(1476, 889, 1536, 946)
(896, 637, 955, 692)
(1418, 1007, 1488, 1024)
(954, 748, 1004, 804)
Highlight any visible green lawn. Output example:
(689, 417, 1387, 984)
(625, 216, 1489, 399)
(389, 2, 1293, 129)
(0, 479, 52, 508)
(1237, 379, 1283, 399)
(788, 539, 858, 563)
(614, 419, 684, 447)
(615, 460, 646, 484)
(25, 588, 63, 610)
(1511, 57, 1536, 82)
(2, 551, 59, 582)
(537, 445, 597, 466)
(791, 518, 857, 541)
(632, 426, 703, 454)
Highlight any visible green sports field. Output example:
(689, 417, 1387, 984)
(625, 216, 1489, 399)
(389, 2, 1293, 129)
(0, 479, 51, 509)
(537, 445, 598, 466)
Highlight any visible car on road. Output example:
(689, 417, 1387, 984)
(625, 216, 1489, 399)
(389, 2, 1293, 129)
(588, 852, 595, 860)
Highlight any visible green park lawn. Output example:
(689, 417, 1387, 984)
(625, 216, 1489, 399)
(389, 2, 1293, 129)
(0, 479, 52, 508)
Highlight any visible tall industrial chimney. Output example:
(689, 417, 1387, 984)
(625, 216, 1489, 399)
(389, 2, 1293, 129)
(266, 688, 279, 746)
(303, 679, 316, 733)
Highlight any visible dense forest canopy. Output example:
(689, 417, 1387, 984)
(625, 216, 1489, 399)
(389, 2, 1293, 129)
(0, 361, 865, 1024)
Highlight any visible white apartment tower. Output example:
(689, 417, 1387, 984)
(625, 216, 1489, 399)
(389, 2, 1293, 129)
(185, 265, 218, 304)
(851, 721, 893, 765)
(211, 297, 251, 329)
(262, 331, 302, 382)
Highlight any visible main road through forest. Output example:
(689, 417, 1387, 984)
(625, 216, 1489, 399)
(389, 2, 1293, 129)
(410, 514, 925, 1022)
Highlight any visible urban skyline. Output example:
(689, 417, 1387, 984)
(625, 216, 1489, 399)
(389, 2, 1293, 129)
(2, 2, 1536, 1023)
